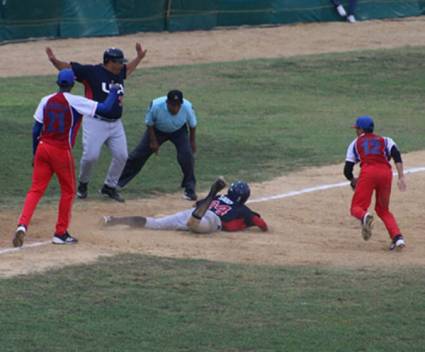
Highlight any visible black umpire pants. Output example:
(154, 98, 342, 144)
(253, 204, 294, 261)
(118, 125, 196, 191)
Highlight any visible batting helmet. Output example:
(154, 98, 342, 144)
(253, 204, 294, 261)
(227, 181, 251, 204)
(56, 68, 75, 87)
(103, 48, 128, 64)
(353, 115, 374, 133)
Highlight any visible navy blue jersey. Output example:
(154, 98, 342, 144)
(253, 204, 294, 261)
(208, 195, 268, 232)
(70, 62, 126, 119)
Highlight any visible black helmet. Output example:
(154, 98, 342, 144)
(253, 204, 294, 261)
(227, 181, 250, 204)
(103, 48, 127, 64)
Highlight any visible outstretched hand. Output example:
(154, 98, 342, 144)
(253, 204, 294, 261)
(135, 42, 147, 60)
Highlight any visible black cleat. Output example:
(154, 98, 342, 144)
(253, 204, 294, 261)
(77, 182, 88, 199)
(100, 184, 125, 203)
(183, 189, 197, 201)
(52, 231, 78, 245)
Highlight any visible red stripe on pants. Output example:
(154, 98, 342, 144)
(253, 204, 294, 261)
(350, 164, 400, 239)
(18, 142, 76, 235)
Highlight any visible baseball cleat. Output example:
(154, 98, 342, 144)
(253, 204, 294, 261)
(77, 182, 88, 199)
(100, 184, 125, 203)
(183, 189, 197, 201)
(361, 213, 374, 241)
(52, 232, 78, 245)
(389, 234, 406, 251)
(13, 225, 27, 248)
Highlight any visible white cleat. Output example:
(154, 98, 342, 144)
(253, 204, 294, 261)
(347, 14, 356, 23)
(389, 235, 406, 251)
(336, 4, 347, 17)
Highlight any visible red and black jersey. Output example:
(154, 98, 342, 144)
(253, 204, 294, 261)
(208, 195, 268, 232)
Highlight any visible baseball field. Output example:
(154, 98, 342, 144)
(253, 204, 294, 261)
(1, 17, 425, 351)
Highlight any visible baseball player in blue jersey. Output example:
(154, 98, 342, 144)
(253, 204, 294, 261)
(46, 44, 147, 202)
(118, 90, 198, 200)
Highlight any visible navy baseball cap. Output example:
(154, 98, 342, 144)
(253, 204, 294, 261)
(103, 48, 128, 64)
(353, 115, 374, 132)
(57, 68, 75, 87)
(167, 90, 183, 104)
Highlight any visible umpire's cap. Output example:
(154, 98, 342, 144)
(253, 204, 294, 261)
(353, 115, 374, 132)
(103, 48, 128, 64)
(57, 68, 75, 87)
(166, 90, 183, 104)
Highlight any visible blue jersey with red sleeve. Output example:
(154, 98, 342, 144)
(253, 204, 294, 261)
(208, 195, 268, 232)
(70, 62, 126, 119)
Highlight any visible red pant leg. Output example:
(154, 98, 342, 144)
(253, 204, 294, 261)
(18, 143, 54, 228)
(350, 168, 375, 221)
(51, 147, 76, 235)
(374, 168, 401, 239)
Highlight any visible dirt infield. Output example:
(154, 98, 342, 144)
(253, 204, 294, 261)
(1, 17, 425, 277)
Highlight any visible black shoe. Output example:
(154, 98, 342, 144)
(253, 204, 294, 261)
(100, 184, 125, 203)
(52, 231, 78, 245)
(77, 182, 88, 199)
(184, 189, 197, 201)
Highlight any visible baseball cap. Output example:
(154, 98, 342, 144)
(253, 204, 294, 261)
(166, 90, 183, 104)
(103, 48, 128, 64)
(57, 68, 75, 87)
(353, 115, 374, 131)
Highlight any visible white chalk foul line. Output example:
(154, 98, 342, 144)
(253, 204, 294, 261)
(1, 166, 425, 255)
(0, 241, 51, 255)
(248, 166, 425, 204)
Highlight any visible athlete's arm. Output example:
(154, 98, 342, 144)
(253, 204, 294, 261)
(46, 47, 71, 71)
(391, 145, 406, 191)
(251, 214, 268, 231)
(126, 42, 147, 77)
(32, 121, 43, 155)
(343, 161, 355, 180)
(147, 126, 159, 154)
(95, 85, 119, 115)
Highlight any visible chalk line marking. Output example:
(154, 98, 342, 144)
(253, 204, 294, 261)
(249, 166, 425, 204)
(0, 241, 51, 255)
(1, 166, 425, 255)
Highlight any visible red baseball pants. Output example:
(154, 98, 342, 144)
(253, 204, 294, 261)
(18, 141, 76, 235)
(351, 165, 401, 239)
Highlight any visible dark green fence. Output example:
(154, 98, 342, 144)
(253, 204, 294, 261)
(1, 0, 424, 42)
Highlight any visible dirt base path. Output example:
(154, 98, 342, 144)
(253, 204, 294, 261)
(1, 17, 425, 277)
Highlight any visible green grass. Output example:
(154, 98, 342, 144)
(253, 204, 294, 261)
(2, 47, 425, 351)
(1, 254, 425, 352)
(1, 46, 425, 206)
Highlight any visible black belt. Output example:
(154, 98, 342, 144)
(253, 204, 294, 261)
(93, 115, 120, 123)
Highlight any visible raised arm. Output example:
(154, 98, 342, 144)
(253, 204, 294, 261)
(126, 42, 147, 77)
(46, 47, 71, 71)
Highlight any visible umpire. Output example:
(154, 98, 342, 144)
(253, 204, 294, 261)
(118, 90, 198, 200)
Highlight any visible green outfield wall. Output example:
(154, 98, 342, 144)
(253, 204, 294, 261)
(0, 0, 424, 42)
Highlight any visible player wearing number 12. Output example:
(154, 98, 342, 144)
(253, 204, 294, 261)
(344, 116, 407, 251)
(13, 69, 120, 247)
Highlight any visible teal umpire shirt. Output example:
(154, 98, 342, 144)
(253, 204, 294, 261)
(145, 96, 197, 133)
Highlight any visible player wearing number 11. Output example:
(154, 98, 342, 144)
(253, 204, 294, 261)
(13, 69, 120, 247)
(344, 115, 407, 251)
